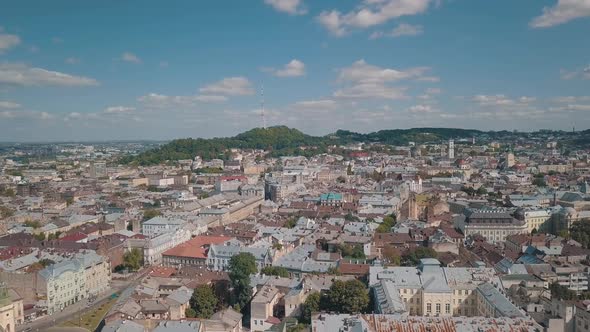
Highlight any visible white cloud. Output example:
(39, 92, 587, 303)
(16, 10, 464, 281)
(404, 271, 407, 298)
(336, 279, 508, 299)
(407, 104, 438, 113)
(550, 104, 590, 112)
(271, 59, 306, 77)
(417, 87, 441, 101)
(65, 57, 80, 65)
(199, 77, 255, 96)
(264, 0, 307, 15)
(137, 93, 227, 108)
(317, 11, 346, 36)
(471, 94, 536, 107)
(333, 59, 434, 100)
(194, 95, 228, 102)
(552, 96, 590, 103)
(560, 65, 590, 80)
(530, 0, 590, 28)
(104, 106, 136, 114)
(121, 52, 142, 64)
(0, 28, 21, 54)
(0, 109, 54, 121)
(0, 63, 99, 87)
(318, 0, 432, 36)
(293, 99, 338, 110)
(334, 83, 407, 99)
(0, 101, 21, 109)
(337, 59, 432, 83)
(370, 23, 423, 39)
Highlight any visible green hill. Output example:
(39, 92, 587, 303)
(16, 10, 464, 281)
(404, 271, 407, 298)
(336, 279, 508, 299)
(120, 126, 487, 166)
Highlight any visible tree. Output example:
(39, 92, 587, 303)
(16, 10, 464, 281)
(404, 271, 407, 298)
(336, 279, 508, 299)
(322, 280, 369, 314)
(142, 209, 161, 221)
(476, 187, 488, 196)
(370, 170, 385, 182)
(0, 206, 14, 218)
(346, 164, 354, 175)
(326, 266, 341, 275)
(285, 217, 297, 229)
(461, 186, 476, 196)
(228, 253, 258, 309)
(34, 232, 46, 241)
(38, 258, 55, 267)
(402, 247, 438, 266)
(24, 220, 42, 228)
(123, 248, 143, 271)
(337, 244, 365, 259)
(185, 308, 197, 318)
(344, 213, 360, 222)
(272, 243, 283, 250)
(550, 282, 577, 300)
(569, 222, 590, 248)
(376, 215, 396, 233)
(301, 292, 320, 324)
(189, 285, 218, 319)
(260, 266, 289, 277)
(1, 188, 15, 197)
(532, 177, 547, 187)
(382, 247, 401, 266)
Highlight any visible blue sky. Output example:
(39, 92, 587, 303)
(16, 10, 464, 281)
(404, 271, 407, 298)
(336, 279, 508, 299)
(0, 0, 589, 141)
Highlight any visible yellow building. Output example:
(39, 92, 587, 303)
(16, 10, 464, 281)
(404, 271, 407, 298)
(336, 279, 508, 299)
(0, 285, 17, 332)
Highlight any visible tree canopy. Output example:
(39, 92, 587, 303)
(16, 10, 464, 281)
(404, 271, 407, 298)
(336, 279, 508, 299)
(301, 292, 320, 324)
(321, 279, 370, 314)
(402, 247, 438, 266)
(228, 252, 258, 310)
(570, 221, 590, 249)
(189, 285, 218, 319)
(260, 266, 289, 278)
(376, 215, 396, 233)
(123, 248, 143, 271)
(120, 126, 486, 165)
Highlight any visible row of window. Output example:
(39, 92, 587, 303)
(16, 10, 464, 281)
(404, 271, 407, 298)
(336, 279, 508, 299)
(426, 303, 451, 314)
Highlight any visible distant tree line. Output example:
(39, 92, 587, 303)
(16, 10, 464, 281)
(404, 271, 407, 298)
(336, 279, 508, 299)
(120, 126, 487, 166)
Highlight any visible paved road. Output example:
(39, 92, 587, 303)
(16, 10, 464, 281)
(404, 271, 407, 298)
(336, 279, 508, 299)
(17, 269, 148, 332)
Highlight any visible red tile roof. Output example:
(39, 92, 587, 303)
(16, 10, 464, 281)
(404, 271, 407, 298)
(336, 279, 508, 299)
(162, 235, 231, 259)
(60, 232, 88, 242)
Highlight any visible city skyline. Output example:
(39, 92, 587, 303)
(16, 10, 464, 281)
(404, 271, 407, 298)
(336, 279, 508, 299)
(1, 0, 590, 141)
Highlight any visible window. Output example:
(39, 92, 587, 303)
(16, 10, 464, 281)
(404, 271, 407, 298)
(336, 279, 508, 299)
(427, 303, 432, 313)
(445, 303, 450, 314)
(436, 303, 441, 314)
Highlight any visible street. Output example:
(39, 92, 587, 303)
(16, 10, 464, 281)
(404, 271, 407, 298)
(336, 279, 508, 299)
(17, 270, 147, 332)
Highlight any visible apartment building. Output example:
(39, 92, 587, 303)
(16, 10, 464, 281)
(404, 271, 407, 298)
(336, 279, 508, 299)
(456, 209, 528, 244)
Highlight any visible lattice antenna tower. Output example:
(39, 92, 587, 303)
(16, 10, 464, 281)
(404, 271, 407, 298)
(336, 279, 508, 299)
(261, 84, 266, 129)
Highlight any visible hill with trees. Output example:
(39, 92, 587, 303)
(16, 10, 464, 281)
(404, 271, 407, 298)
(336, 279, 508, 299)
(120, 126, 489, 166)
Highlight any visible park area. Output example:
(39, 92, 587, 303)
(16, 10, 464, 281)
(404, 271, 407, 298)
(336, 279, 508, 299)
(60, 295, 118, 331)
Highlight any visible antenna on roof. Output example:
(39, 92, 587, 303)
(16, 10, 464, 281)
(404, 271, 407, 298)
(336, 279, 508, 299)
(261, 84, 267, 129)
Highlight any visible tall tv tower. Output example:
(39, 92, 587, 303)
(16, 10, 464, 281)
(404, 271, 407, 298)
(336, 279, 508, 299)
(260, 84, 266, 129)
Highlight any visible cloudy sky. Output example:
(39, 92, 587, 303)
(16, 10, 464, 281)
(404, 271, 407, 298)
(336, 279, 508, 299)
(1, 0, 589, 141)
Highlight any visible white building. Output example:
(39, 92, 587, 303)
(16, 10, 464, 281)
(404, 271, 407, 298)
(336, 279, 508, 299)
(142, 216, 187, 238)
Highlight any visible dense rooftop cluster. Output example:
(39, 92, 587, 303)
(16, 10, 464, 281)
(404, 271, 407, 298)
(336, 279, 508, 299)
(1, 126, 590, 331)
